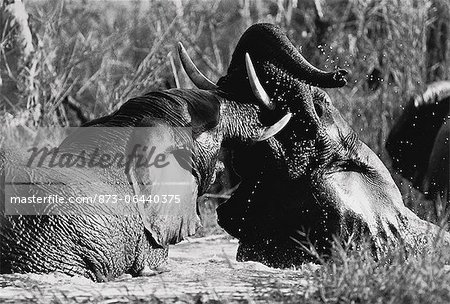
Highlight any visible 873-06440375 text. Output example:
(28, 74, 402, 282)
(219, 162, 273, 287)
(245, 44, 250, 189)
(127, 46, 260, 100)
(9, 194, 182, 205)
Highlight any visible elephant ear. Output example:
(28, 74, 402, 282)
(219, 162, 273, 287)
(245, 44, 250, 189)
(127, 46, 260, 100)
(126, 118, 201, 247)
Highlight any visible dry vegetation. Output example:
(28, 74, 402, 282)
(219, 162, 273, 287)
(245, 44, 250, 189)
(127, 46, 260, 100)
(1, 0, 450, 303)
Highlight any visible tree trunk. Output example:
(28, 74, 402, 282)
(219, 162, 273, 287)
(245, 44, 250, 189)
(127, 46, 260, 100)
(0, 0, 37, 119)
(426, 0, 449, 82)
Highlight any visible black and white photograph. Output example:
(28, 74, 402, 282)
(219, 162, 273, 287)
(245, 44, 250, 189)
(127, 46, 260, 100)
(0, 0, 449, 303)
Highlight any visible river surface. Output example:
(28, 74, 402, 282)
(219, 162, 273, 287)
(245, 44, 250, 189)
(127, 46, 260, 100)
(0, 235, 319, 303)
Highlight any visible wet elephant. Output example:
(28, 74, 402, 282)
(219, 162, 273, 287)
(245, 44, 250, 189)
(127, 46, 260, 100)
(211, 24, 450, 267)
(0, 43, 295, 281)
(386, 81, 449, 220)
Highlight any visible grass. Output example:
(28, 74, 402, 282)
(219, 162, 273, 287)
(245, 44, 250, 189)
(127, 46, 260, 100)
(307, 239, 450, 304)
(249, 238, 450, 304)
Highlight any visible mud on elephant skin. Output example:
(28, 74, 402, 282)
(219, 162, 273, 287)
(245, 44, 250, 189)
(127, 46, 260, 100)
(0, 40, 296, 281)
(216, 24, 450, 268)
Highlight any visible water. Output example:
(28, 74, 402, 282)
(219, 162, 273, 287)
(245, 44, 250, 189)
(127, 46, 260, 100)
(0, 235, 319, 303)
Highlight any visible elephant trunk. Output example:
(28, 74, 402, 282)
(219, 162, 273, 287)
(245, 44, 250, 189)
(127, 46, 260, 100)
(218, 23, 347, 98)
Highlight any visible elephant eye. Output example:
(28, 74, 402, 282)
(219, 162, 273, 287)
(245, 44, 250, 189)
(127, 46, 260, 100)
(334, 132, 376, 176)
(330, 158, 374, 177)
(343, 159, 369, 173)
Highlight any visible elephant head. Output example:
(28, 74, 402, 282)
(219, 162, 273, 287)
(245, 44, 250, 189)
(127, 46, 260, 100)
(209, 24, 450, 267)
(386, 81, 450, 220)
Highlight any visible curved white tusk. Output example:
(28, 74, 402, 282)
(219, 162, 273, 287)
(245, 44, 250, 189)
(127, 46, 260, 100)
(177, 42, 218, 90)
(245, 53, 275, 110)
(257, 112, 292, 141)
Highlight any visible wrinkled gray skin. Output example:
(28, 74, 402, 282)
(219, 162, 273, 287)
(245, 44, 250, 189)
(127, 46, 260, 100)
(216, 24, 450, 267)
(386, 81, 449, 220)
(1, 23, 350, 281)
(0, 88, 280, 281)
(2, 22, 447, 280)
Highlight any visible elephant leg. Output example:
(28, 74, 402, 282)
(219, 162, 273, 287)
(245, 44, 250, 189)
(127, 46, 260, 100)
(80, 254, 109, 282)
(134, 248, 169, 276)
(147, 247, 169, 268)
(129, 230, 169, 277)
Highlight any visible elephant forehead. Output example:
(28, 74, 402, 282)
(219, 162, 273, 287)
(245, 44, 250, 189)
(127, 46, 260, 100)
(277, 89, 354, 158)
(271, 110, 356, 180)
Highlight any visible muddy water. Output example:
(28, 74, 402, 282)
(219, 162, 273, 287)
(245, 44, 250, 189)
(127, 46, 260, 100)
(0, 235, 319, 303)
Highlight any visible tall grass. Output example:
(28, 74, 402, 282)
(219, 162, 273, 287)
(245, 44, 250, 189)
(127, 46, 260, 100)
(306, 237, 450, 304)
(314, 0, 447, 219)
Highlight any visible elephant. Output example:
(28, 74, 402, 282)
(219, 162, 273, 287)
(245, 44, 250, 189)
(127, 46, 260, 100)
(204, 24, 450, 268)
(0, 43, 300, 281)
(0, 21, 352, 281)
(2, 21, 445, 279)
(386, 81, 449, 220)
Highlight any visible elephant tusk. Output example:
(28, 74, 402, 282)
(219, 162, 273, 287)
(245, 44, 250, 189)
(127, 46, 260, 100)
(245, 53, 275, 110)
(257, 112, 292, 141)
(177, 42, 218, 90)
